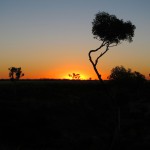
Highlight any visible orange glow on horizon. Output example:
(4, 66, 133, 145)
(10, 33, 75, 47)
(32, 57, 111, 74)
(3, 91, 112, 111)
(0, 69, 109, 80)
(1, 64, 116, 80)
(62, 73, 89, 80)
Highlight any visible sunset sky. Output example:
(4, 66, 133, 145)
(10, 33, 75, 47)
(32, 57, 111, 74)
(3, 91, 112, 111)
(0, 0, 150, 80)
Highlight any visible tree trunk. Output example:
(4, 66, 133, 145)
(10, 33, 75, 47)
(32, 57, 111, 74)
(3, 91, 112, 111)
(92, 64, 104, 83)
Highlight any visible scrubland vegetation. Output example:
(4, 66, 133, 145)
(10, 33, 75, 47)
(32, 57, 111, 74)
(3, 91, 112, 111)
(0, 80, 149, 150)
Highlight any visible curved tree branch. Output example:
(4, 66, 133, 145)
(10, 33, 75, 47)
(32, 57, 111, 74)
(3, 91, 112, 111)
(88, 41, 105, 66)
(95, 45, 109, 66)
(88, 41, 117, 82)
(88, 41, 107, 82)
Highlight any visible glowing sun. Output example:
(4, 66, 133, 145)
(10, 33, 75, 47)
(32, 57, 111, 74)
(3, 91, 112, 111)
(63, 73, 89, 80)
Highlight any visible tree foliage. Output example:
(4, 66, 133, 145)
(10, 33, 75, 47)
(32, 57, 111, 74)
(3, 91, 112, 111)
(92, 12, 136, 44)
(89, 11, 136, 82)
(108, 66, 146, 83)
(8, 67, 24, 80)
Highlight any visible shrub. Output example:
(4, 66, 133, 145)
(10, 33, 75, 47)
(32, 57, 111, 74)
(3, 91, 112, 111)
(108, 66, 146, 84)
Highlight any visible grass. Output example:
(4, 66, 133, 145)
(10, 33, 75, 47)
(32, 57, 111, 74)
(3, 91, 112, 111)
(0, 80, 149, 150)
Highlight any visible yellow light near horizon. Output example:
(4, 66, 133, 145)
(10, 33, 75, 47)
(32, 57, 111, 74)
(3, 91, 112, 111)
(62, 73, 89, 80)
(80, 75, 88, 80)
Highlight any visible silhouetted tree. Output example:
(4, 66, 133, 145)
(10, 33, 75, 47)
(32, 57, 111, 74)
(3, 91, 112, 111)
(133, 71, 146, 83)
(68, 73, 80, 80)
(8, 67, 24, 80)
(108, 66, 146, 83)
(88, 12, 136, 150)
(88, 11, 136, 83)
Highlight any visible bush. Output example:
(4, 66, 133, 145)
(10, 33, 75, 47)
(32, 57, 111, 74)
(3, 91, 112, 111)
(108, 66, 146, 84)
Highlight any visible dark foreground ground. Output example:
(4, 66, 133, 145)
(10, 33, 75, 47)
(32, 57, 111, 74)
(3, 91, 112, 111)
(0, 80, 150, 150)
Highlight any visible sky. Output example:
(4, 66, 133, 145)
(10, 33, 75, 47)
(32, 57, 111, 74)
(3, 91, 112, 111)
(0, 0, 150, 80)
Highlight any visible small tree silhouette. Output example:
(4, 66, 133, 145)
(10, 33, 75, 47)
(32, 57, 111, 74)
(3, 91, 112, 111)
(88, 11, 136, 83)
(108, 66, 146, 83)
(8, 67, 24, 80)
(68, 73, 80, 80)
(108, 66, 132, 81)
